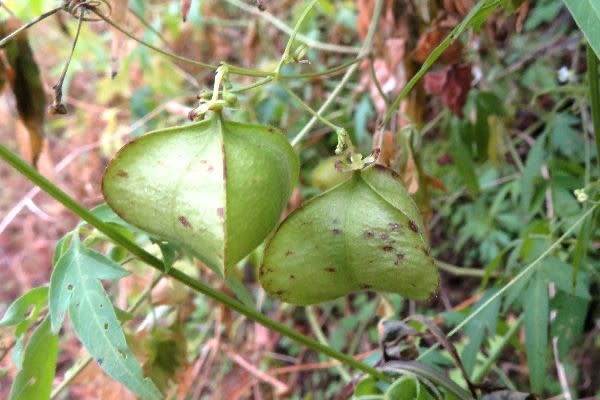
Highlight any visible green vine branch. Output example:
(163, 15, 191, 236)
(0, 144, 388, 383)
(290, 0, 384, 147)
(224, 0, 361, 55)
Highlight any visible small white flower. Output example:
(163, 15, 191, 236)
(574, 188, 588, 202)
(557, 66, 573, 83)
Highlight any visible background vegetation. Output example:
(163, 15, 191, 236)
(0, 0, 599, 398)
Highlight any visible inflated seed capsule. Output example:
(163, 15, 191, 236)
(260, 165, 439, 305)
(102, 114, 299, 277)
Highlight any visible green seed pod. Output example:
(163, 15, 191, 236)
(311, 155, 352, 191)
(260, 165, 439, 305)
(102, 114, 299, 277)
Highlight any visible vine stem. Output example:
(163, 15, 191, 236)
(290, 0, 385, 147)
(305, 306, 352, 382)
(279, 82, 341, 132)
(274, 0, 318, 75)
(224, 0, 360, 54)
(0, 5, 63, 47)
(0, 144, 388, 382)
(586, 44, 600, 169)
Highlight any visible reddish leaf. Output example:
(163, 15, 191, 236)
(423, 64, 472, 118)
(443, 0, 475, 17)
(0, 58, 5, 92)
(413, 16, 463, 64)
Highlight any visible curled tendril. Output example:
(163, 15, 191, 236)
(64, 0, 111, 21)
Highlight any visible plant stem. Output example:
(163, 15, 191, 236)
(224, 0, 360, 54)
(0, 144, 388, 382)
(435, 260, 487, 278)
(471, 315, 523, 383)
(381, 0, 488, 127)
(51, 6, 84, 112)
(587, 44, 600, 169)
(275, 0, 318, 75)
(279, 82, 341, 131)
(290, 0, 384, 147)
(306, 306, 352, 382)
(0, 5, 63, 47)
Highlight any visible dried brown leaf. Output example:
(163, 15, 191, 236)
(516, 1, 530, 32)
(0, 57, 5, 92)
(1, 18, 46, 166)
(413, 22, 463, 64)
(423, 64, 472, 118)
(443, 0, 475, 17)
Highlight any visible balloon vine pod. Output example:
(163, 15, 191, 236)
(102, 97, 299, 276)
(260, 164, 439, 305)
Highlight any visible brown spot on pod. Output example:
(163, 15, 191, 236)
(332, 228, 342, 235)
(116, 170, 129, 178)
(359, 283, 372, 289)
(388, 222, 401, 232)
(178, 216, 192, 229)
(394, 253, 405, 265)
(290, 274, 295, 279)
(383, 246, 394, 252)
(421, 247, 430, 256)
(285, 250, 294, 256)
(363, 231, 375, 238)
(275, 290, 285, 296)
(325, 267, 336, 273)
(408, 220, 419, 233)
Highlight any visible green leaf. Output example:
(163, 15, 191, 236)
(520, 134, 546, 211)
(8, 317, 58, 400)
(541, 257, 590, 299)
(462, 289, 501, 376)
(0, 286, 48, 328)
(450, 119, 480, 196)
(51, 234, 72, 267)
(563, 0, 600, 59)
(354, 376, 383, 396)
(49, 235, 130, 333)
(48, 237, 161, 399)
(523, 270, 548, 394)
(386, 376, 419, 400)
(69, 276, 162, 399)
(548, 113, 585, 161)
(551, 291, 589, 358)
(225, 275, 256, 309)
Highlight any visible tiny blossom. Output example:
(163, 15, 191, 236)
(574, 188, 588, 203)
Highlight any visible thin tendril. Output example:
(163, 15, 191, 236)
(50, 6, 85, 114)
